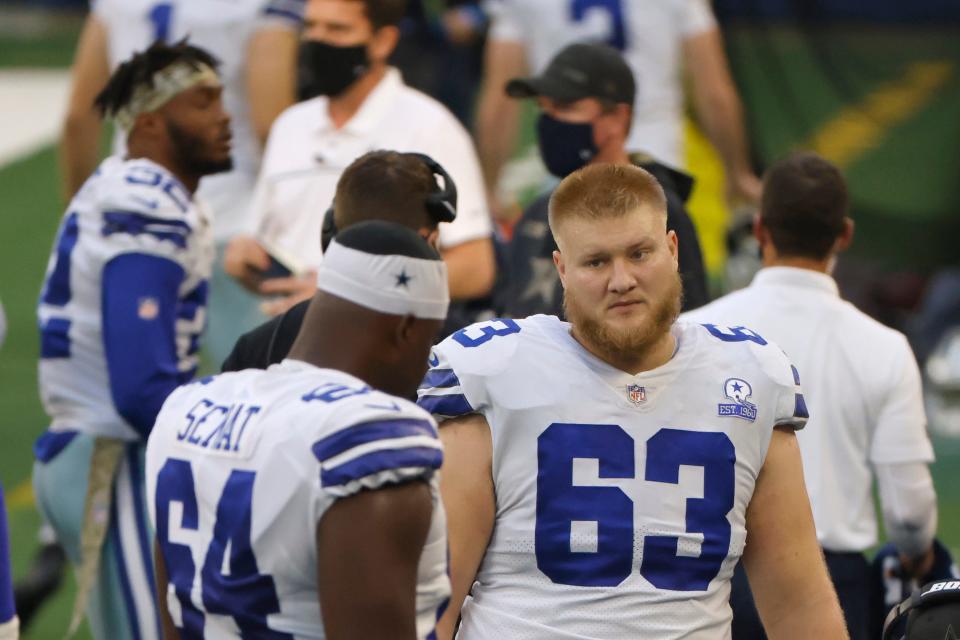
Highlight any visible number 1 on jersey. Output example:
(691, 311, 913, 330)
(148, 2, 174, 42)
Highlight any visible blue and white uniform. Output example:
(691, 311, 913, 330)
(92, 0, 305, 361)
(418, 315, 807, 639)
(33, 155, 213, 640)
(146, 360, 450, 639)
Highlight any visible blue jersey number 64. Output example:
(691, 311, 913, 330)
(535, 424, 736, 591)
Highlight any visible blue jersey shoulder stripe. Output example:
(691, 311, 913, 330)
(320, 446, 443, 489)
(416, 393, 473, 418)
(791, 365, 801, 386)
(794, 393, 809, 420)
(101, 210, 191, 249)
(311, 418, 436, 464)
(419, 368, 461, 391)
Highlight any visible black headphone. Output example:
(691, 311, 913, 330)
(320, 152, 458, 253)
(883, 579, 960, 640)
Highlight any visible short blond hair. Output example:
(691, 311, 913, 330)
(548, 163, 668, 236)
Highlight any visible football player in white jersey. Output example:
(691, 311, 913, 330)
(60, 0, 303, 363)
(147, 221, 451, 639)
(33, 41, 229, 640)
(476, 0, 761, 221)
(419, 164, 847, 639)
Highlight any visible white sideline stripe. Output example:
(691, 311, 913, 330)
(0, 69, 71, 168)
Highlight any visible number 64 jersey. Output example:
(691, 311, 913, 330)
(146, 360, 450, 639)
(418, 315, 808, 639)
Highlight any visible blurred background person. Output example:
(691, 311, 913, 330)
(225, 0, 494, 319)
(493, 42, 708, 318)
(58, 0, 302, 364)
(476, 0, 760, 228)
(222, 149, 458, 372)
(0, 302, 17, 640)
(390, 0, 488, 126)
(685, 152, 939, 640)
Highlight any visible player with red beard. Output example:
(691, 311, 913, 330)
(419, 163, 848, 639)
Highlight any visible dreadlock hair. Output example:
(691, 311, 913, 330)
(93, 39, 220, 119)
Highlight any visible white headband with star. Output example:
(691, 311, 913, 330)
(114, 61, 221, 132)
(316, 239, 450, 320)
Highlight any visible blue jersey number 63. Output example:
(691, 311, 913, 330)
(535, 424, 735, 591)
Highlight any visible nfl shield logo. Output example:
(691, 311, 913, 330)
(626, 384, 646, 405)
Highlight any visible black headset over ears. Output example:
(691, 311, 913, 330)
(320, 152, 458, 253)
(883, 579, 960, 640)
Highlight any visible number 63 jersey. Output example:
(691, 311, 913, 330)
(418, 315, 808, 639)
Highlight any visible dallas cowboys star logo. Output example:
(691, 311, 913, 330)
(395, 269, 412, 288)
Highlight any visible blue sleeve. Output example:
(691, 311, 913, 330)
(0, 484, 14, 624)
(102, 252, 186, 438)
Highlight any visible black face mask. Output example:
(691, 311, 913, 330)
(536, 112, 598, 178)
(297, 40, 370, 100)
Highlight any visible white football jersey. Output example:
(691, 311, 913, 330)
(38, 156, 213, 440)
(418, 315, 807, 639)
(92, 0, 303, 240)
(146, 360, 450, 639)
(486, 0, 716, 168)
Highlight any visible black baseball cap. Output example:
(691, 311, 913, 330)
(505, 42, 636, 106)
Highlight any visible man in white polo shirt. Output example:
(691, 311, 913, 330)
(226, 0, 495, 315)
(684, 152, 937, 640)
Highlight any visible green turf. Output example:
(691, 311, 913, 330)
(0, 146, 92, 639)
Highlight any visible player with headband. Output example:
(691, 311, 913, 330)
(147, 220, 451, 639)
(33, 39, 229, 639)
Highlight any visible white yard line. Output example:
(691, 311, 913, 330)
(0, 68, 71, 168)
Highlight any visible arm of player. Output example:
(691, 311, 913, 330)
(474, 37, 528, 223)
(59, 13, 110, 201)
(682, 28, 761, 206)
(245, 26, 298, 146)
(435, 414, 496, 640)
(102, 253, 186, 438)
(153, 541, 181, 640)
(442, 237, 496, 301)
(316, 481, 434, 640)
(742, 426, 849, 639)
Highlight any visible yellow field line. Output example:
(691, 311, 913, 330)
(6, 477, 34, 511)
(806, 61, 953, 168)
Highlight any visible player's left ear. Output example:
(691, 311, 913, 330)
(133, 111, 163, 139)
(369, 25, 400, 63)
(834, 217, 855, 252)
(666, 229, 679, 266)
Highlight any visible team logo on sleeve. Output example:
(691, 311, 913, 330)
(138, 297, 160, 320)
(718, 378, 757, 422)
(626, 383, 646, 405)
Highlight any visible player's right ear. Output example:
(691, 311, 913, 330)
(395, 314, 417, 347)
(553, 250, 567, 285)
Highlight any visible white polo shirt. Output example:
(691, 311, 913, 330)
(683, 266, 934, 552)
(246, 67, 493, 270)
(487, 0, 716, 168)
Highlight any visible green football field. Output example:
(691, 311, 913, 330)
(0, 15, 958, 639)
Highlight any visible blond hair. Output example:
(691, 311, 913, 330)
(548, 163, 667, 236)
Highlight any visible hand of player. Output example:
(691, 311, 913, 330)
(224, 235, 271, 292)
(727, 170, 763, 208)
(899, 546, 936, 582)
(258, 270, 317, 316)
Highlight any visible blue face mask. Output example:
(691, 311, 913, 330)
(536, 112, 598, 178)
